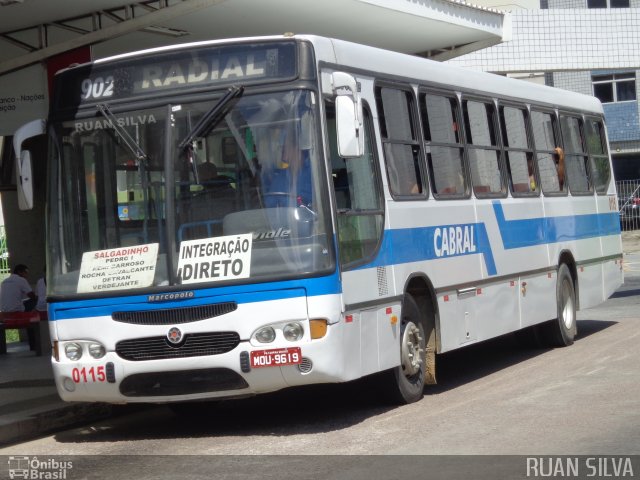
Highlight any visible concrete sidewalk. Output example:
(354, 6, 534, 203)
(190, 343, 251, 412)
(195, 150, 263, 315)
(0, 342, 112, 446)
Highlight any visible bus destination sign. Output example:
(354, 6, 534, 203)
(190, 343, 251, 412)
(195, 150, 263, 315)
(55, 42, 297, 108)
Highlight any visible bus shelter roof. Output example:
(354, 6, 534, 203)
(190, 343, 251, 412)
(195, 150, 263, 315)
(0, 0, 508, 75)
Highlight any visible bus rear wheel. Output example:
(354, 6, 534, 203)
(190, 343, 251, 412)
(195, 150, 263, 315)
(379, 294, 426, 404)
(540, 264, 577, 347)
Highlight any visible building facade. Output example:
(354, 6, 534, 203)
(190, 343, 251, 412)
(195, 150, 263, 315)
(447, 0, 640, 180)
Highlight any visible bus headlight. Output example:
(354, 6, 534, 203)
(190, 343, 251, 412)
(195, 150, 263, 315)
(255, 326, 276, 343)
(64, 343, 83, 361)
(88, 343, 106, 359)
(283, 322, 304, 342)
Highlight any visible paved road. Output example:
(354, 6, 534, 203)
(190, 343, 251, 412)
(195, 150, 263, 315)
(1, 261, 639, 476)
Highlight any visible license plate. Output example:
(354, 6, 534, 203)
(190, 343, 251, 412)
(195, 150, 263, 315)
(250, 347, 302, 368)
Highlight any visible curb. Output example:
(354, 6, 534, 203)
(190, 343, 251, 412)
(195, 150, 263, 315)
(0, 403, 113, 447)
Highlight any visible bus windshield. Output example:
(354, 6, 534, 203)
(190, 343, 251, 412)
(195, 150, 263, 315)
(49, 89, 333, 296)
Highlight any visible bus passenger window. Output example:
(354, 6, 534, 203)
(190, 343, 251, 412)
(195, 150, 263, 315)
(560, 115, 592, 194)
(500, 105, 537, 195)
(585, 118, 611, 194)
(463, 99, 504, 197)
(376, 86, 426, 198)
(420, 92, 466, 197)
(531, 110, 565, 194)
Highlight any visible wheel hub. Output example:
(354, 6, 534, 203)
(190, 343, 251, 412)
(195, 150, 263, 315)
(561, 279, 575, 329)
(401, 321, 424, 377)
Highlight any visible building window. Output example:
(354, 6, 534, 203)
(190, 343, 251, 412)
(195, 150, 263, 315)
(587, 0, 629, 7)
(592, 73, 637, 103)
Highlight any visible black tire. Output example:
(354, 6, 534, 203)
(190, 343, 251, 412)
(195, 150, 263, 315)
(378, 295, 426, 405)
(540, 264, 577, 347)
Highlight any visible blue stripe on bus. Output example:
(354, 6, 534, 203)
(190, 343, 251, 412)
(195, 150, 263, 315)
(49, 271, 342, 321)
(358, 224, 497, 276)
(356, 203, 619, 276)
(492, 201, 621, 249)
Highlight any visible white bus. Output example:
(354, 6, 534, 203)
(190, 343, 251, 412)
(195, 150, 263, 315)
(15, 34, 623, 406)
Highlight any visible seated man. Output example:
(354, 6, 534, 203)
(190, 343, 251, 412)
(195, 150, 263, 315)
(197, 160, 219, 184)
(1, 264, 37, 313)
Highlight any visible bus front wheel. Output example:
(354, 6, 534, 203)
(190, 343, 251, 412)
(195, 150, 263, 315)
(379, 294, 426, 404)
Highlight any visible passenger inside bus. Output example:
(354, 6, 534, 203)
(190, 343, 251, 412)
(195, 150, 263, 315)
(197, 160, 219, 184)
(528, 154, 536, 191)
(553, 147, 565, 190)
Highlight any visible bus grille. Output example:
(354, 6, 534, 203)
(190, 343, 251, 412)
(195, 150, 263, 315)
(112, 302, 237, 325)
(116, 332, 240, 361)
(119, 368, 248, 397)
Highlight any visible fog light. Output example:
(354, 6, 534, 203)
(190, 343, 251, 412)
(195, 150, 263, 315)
(283, 322, 303, 341)
(255, 326, 276, 343)
(88, 343, 106, 359)
(63, 377, 76, 392)
(64, 342, 83, 361)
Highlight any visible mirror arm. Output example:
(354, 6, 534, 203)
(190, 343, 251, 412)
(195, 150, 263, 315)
(13, 119, 46, 211)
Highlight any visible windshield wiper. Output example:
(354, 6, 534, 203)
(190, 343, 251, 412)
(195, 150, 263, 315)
(96, 102, 152, 242)
(96, 103, 148, 162)
(177, 85, 245, 150)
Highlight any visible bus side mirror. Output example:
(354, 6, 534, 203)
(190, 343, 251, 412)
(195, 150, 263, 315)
(13, 119, 45, 211)
(332, 72, 363, 158)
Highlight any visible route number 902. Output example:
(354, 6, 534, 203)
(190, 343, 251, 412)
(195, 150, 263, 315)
(81, 76, 115, 100)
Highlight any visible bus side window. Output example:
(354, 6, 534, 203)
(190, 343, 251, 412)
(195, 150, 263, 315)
(531, 110, 565, 194)
(500, 105, 537, 195)
(585, 118, 611, 194)
(420, 92, 467, 198)
(375, 86, 426, 199)
(326, 102, 384, 268)
(462, 98, 505, 197)
(560, 114, 592, 195)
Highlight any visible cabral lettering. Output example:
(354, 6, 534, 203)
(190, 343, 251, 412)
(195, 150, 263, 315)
(434, 225, 476, 258)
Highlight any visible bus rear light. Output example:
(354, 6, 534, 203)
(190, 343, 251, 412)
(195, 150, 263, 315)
(310, 319, 327, 339)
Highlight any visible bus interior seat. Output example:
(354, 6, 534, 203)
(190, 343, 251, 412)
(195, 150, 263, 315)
(180, 186, 236, 240)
